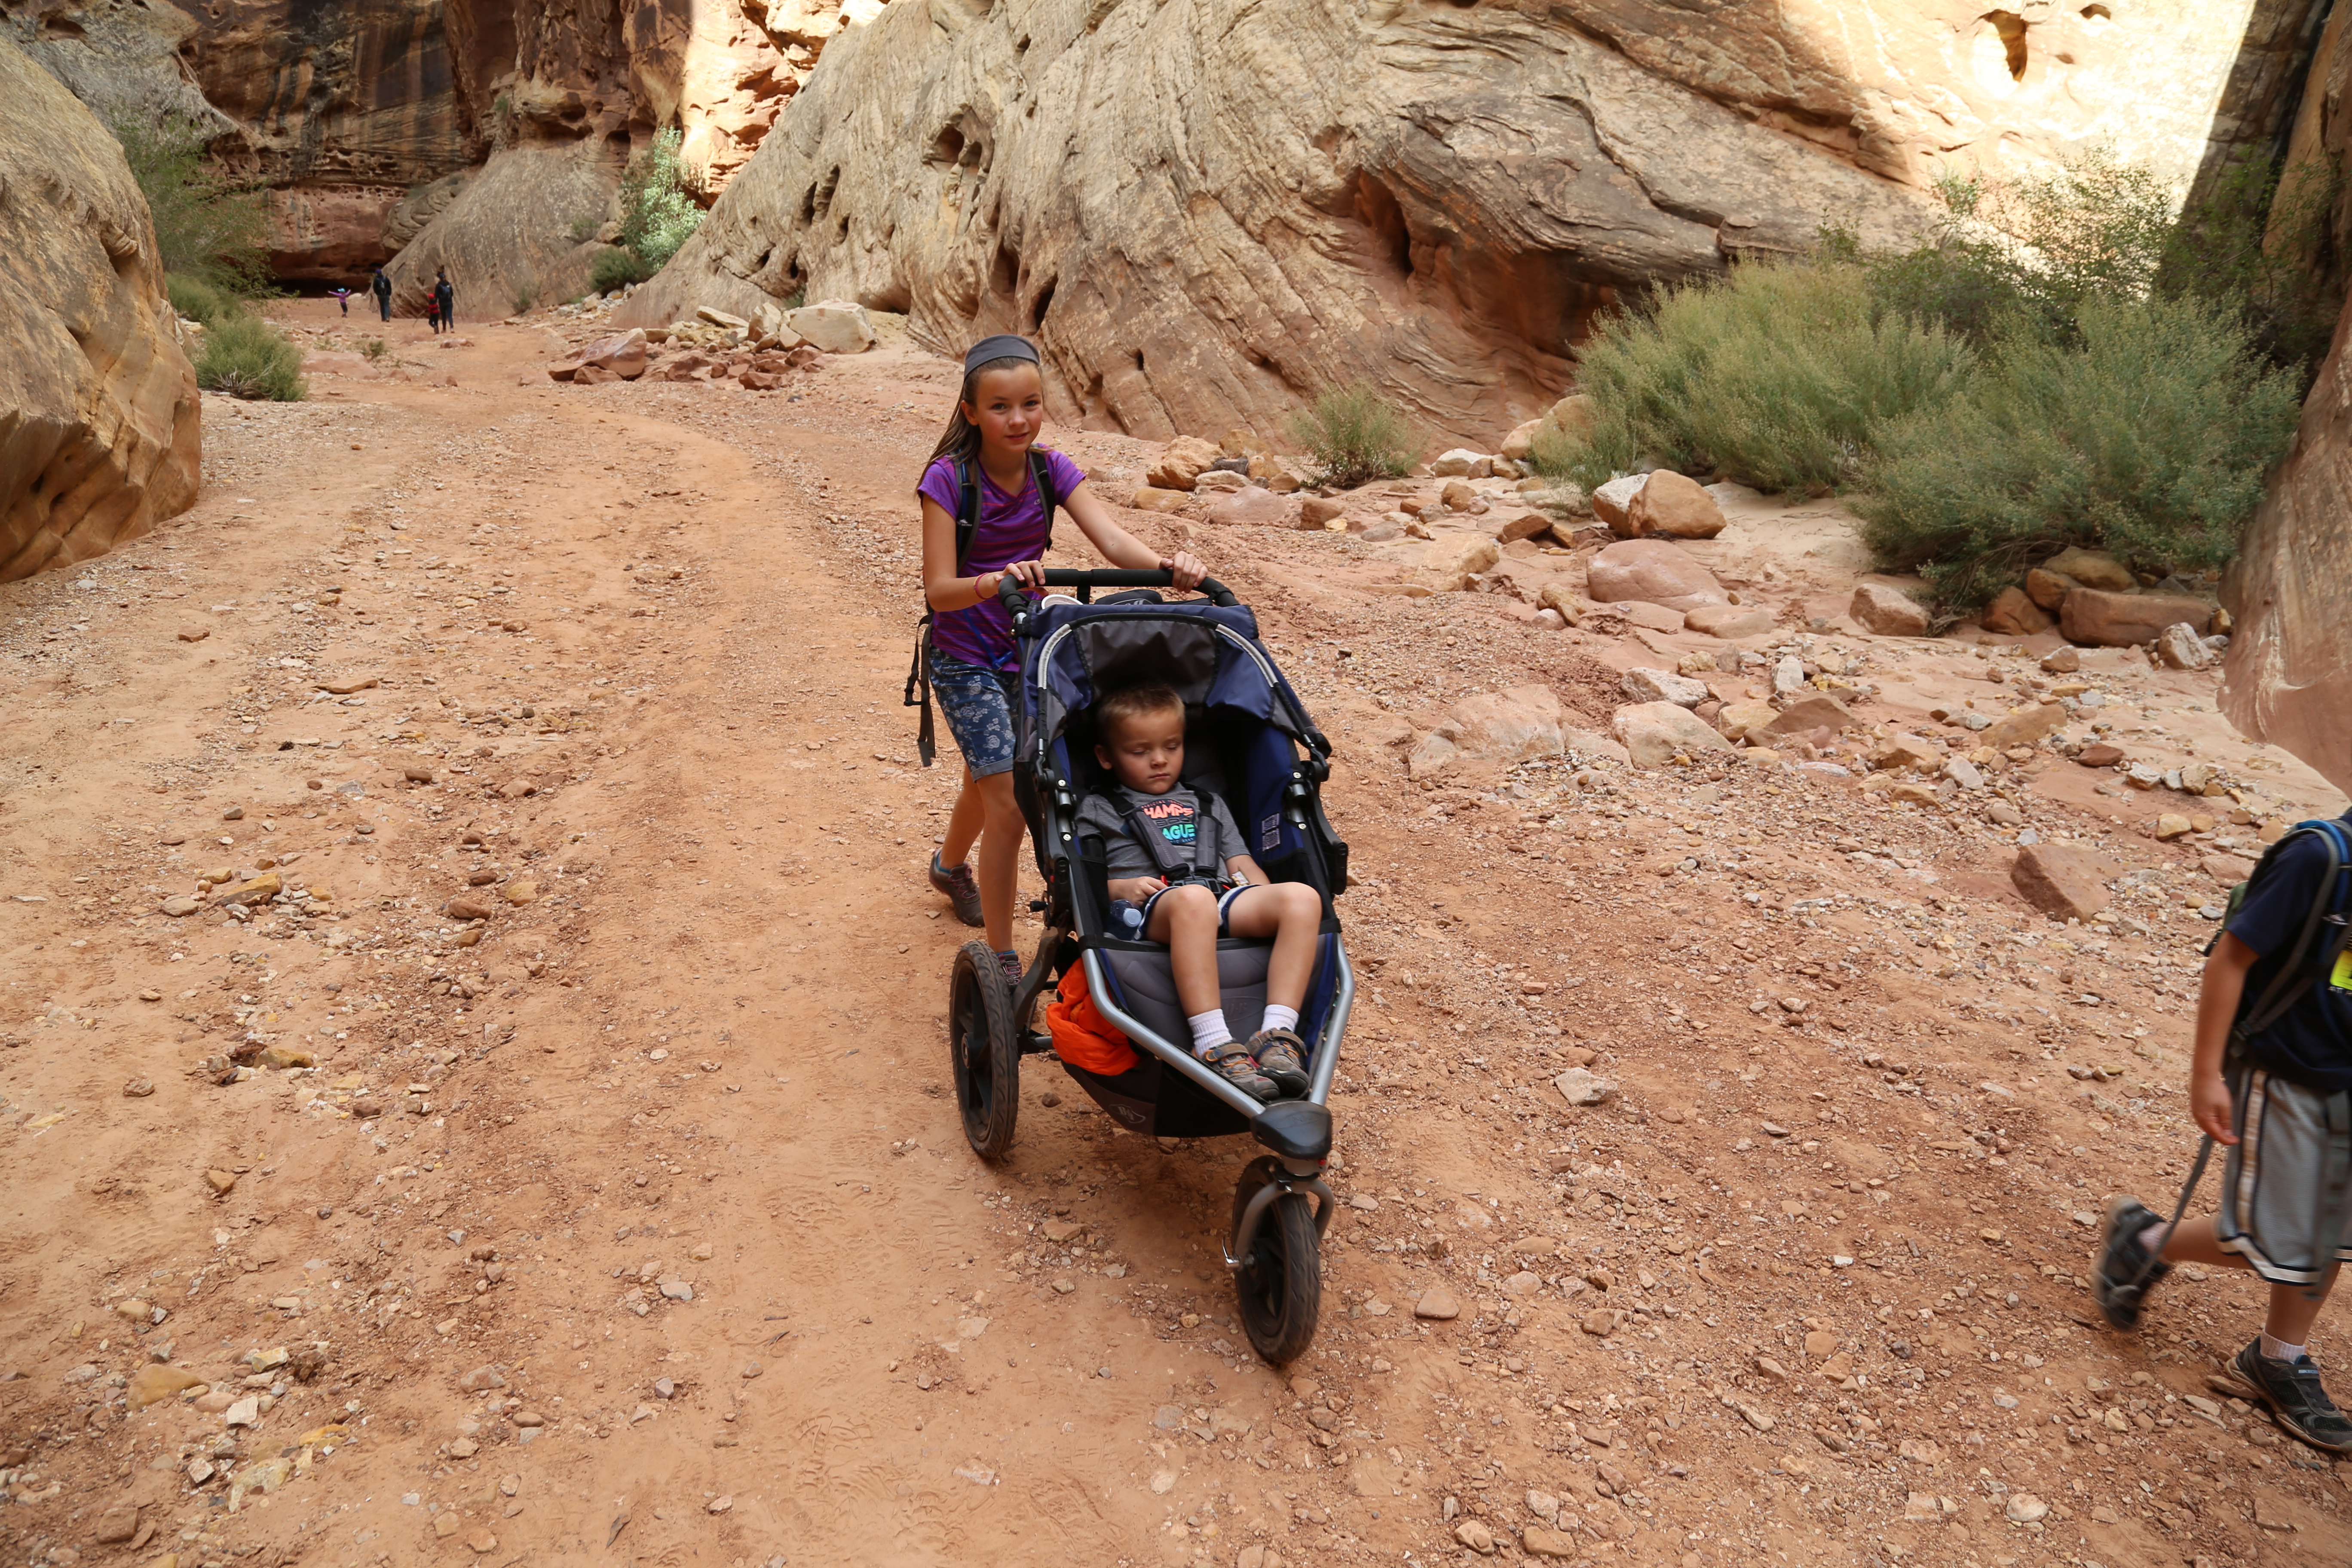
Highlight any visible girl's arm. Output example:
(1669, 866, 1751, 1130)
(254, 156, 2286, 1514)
(922, 494, 1045, 612)
(1060, 480, 1207, 589)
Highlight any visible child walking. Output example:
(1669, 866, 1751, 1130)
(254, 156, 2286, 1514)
(2096, 809, 2352, 1454)
(1074, 682, 1324, 1101)
(917, 334, 1207, 981)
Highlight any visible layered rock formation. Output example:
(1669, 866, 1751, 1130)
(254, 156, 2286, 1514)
(622, 0, 2282, 445)
(2221, 2, 2352, 797)
(6, 0, 890, 297)
(0, 34, 200, 582)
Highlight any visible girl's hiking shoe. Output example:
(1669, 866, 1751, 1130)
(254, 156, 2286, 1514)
(1249, 1029, 1310, 1098)
(2212, 1341, 2352, 1455)
(2093, 1196, 2171, 1331)
(996, 950, 1025, 986)
(930, 853, 984, 927)
(1202, 1040, 1277, 1103)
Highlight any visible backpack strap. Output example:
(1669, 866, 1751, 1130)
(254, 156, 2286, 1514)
(951, 451, 1058, 572)
(2234, 818, 2352, 1041)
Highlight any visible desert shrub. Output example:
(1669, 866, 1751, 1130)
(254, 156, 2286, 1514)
(1530, 262, 1971, 495)
(616, 127, 703, 272)
(567, 213, 602, 244)
(1856, 293, 2299, 610)
(196, 312, 306, 401)
(358, 337, 388, 361)
(511, 283, 537, 315)
(166, 273, 234, 325)
(110, 112, 271, 295)
(1288, 383, 1417, 489)
(590, 248, 655, 294)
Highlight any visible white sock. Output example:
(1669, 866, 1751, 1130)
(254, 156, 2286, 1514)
(1262, 1004, 1300, 1035)
(2261, 1333, 2307, 1363)
(1188, 1010, 1231, 1057)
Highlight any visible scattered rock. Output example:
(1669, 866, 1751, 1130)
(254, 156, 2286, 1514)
(503, 878, 539, 906)
(214, 871, 280, 909)
(1298, 496, 1345, 528)
(1580, 1308, 1625, 1336)
(1755, 693, 1856, 742)
(1849, 582, 1929, 637)
(2024, 567, 2081, 610)
(1982, 701, 2066, 750)
(1553, 1067, 1617, 1106)
(785, 300, 876, 353)
(1683, 603, 1776, 638)
(1591, 474, 1647, 532)
(1430, 448, 1493, 478)
(1128, 485, 1189, 512)
(1521, 1524, 1577, 1559)
(92, 1501, 140, 1543)
(1413, 1286, 1462, 1321)
(1620, 668, 1709, 707)
(2040, 646, 2081, 674)
(1865, 733, 1941, 773)
(448, 896, 496, 921)
(2154, 622, 2213, 670)
(2010, 842, 2117, 922)
(2061, 588, 2211, 647)
(2041, 546, 2134, 591)
(1585, 539, 1727, 611)
(2004, 1492, 2049, 1525)
(123, 1076, 153, 1098)
(204, 1168, 238, 1196)
(1426, 534, 1501, 592)
(1713, 701, 1779, 743)
(1626, 470, 1725, 539)
(127, 1363, 205, 1409)
(574, 328, 649, 380)
(1981, 586, 2052, 636)
(1206, 486, 1292, 527)
(159, 894, 200, 917)
(1613, 701, 1736, 769)
(1453, 1519, 1496, 1554)
(657, 1276, 694, 1301)
(1407, 686, 1565, 778)
(1146, 436, 1221, 491)
(177, 627, 210, 642)
(2154, 813, 2193, 840)
(2201, 852, 2256, 882)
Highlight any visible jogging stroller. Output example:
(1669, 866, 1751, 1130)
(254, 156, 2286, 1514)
(944, 569, 1355, 1363)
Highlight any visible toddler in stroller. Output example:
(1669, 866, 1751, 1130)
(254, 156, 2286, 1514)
(1077, 680, 1326, 1102)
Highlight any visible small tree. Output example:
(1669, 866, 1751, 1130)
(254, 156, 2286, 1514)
(109, 112, 271, 295)
(616, 128, 703, 272)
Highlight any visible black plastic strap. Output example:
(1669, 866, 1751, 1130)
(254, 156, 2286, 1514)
(1112, 790, 1220, 885)
(902, 619, 937, 768)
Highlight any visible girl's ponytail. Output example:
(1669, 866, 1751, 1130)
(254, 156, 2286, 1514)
(927, 335, 1044, 466)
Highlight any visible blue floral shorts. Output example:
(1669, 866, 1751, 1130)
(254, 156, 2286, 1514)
(929, 649, 1021, 778)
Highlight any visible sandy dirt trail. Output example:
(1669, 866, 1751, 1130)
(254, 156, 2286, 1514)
(3, 300, 2349, 1568)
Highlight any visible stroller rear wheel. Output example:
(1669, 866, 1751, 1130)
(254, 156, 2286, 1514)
(1231, 1157, 1322, 1364)
(949, 941, 1020, 1160)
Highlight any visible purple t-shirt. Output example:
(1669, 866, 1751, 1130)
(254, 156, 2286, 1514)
(919, 447, 1088, 671)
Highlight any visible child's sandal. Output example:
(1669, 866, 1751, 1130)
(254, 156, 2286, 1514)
(1201, 1040, 1278, 1104)
(1247, 1028, 1309, 1098)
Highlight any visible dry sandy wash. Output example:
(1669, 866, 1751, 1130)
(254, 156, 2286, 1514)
(2, 301, 2348, 1568)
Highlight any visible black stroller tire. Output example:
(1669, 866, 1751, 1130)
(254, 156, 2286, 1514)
(949, 941, 1020, 1160)
(1231, 1159, 1321, 1365)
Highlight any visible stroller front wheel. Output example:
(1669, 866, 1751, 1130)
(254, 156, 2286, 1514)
(949, 941, 1020, 1160)
(1231, 1158, 1322, 1364)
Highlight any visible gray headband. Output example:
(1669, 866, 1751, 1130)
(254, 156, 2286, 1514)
(964, 334, 1040, 373)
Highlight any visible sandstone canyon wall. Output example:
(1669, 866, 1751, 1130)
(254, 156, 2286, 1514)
(6, 0, 890, 305)
(0, 33, 200, 582)
(620, 0, 2290, 446)
(2221, 1, 2352, 799)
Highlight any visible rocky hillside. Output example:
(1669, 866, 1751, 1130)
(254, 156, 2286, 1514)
(0, 32, 199, 583)
(624, 0, 2300, 444)
(2, 0, 889, 301)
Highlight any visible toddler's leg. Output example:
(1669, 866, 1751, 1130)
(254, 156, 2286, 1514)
(1146, 884, 1275, 1101)
(1226, 882, 1323, 1098)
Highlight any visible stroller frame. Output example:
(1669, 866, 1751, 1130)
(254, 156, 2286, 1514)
(941, 569, 1354, 1363)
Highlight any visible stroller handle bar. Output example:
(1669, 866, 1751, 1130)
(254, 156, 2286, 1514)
(997, 568, 1240, 611)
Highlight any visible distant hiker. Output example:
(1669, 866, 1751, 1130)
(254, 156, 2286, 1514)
(432, 269, 455, 334)
(370, 267, 391, 323)
(2096, 809, 2352, 1455)
(330, 286, 351, 316)
(909, 333, 1207, 983)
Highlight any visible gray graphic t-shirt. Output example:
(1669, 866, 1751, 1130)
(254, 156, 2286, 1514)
(1074, 785, 1246, 882)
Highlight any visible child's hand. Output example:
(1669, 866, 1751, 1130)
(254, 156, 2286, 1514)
(1162, 550, 1208, 591)
(1110, 876, 1166, 903)
(2190, 1068, 2239, 1144)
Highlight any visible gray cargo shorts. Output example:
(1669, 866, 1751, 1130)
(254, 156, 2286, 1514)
(2215, 1065, 2352, 1286)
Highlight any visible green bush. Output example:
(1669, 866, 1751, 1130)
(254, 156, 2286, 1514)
(358, 337, 388, 361)
(1856, 293, 2299, 609)
(110, 112, 271, 295)
(166, 273, 235, 326)
(196, 312, 306, 401)
(1288, 383, 1417, 490)
(616, 127, 703, 272)
(590, 248, 655, 294)
(1530, 262, 1972, 495)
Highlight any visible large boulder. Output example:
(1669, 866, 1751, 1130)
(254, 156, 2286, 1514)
(787, 300, 878, 353)
(1626, 470, 1725, 539)
(385, 144, 618, 321)
(1981, 585, 2053, 636)
(0, 37, 199, 582)
(1849, 582, 1929, 637)
(1147, 436, 1221, 491)
(1612, 701, 1735, 769)
(2040, 546, 2135, 592)
(2010, 843, 2118, 922)
(1407, 686, 1567, 778)
(2060, 588, 2211, 647)
(1584, 539, 1727, 612)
